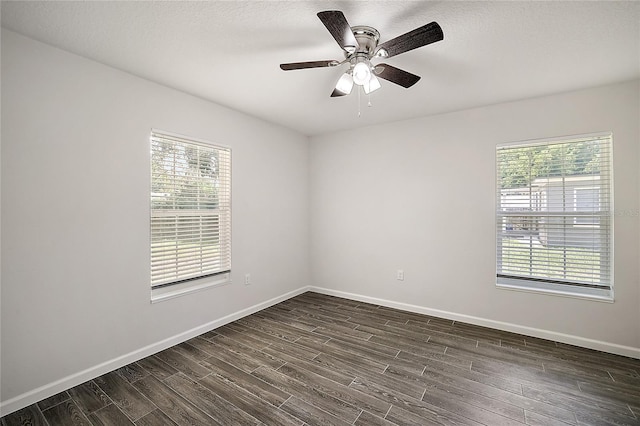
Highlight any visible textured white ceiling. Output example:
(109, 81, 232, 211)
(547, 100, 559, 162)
(2, 1, 639, 136)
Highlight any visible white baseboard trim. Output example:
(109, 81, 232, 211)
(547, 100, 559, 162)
(309, 286, 640, 360)
(0, 286, 311, 417)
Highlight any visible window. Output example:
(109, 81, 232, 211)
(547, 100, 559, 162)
(150, 130, 231, 298)
(496, 132, 612, 300)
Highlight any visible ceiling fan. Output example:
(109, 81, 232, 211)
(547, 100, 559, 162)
(280, 11, 444, 97)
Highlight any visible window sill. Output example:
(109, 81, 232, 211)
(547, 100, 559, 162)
(151, 273, 231, 303)
(496, 279, 613, 302)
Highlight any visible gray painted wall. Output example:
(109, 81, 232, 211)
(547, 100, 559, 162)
(1, 30, 310, 404)
(310, 79, 639, 349)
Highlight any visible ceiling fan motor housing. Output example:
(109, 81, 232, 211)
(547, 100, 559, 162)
(350, 26, 380, 57)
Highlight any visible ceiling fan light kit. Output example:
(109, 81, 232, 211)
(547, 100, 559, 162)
(280, 10, 444, 100)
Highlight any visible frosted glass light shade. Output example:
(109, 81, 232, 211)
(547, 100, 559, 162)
(352, 61, 371, 86)
(334, 73, 354, 95)
(363, 75, 381, 94)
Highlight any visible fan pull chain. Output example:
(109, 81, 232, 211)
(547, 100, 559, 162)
(357, 87, 361, 117)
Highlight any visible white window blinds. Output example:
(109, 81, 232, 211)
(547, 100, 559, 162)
(496, 133, 612, 291)
(150, 130, 231, 288)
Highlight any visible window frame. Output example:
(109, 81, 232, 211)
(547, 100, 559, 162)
(149, 129, 232, 302)
(495, 132, 613, 301)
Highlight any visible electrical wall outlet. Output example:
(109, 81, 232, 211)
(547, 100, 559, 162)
(245, 273, 251, 285)
(396, 269, 404, 281)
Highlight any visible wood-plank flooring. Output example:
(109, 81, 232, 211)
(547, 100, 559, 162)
(3, 291, 640, 425)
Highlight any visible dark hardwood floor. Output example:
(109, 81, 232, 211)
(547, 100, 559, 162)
(3, 291, 640, 425)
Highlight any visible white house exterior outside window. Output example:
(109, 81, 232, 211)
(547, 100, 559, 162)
(496, 132, 613, 300)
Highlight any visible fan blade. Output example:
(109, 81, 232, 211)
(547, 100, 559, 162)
(374, 64, 421, 88)
(375, 22, 443, 58)
(280, 60, 339, 71)
(317, 11, 359, 52)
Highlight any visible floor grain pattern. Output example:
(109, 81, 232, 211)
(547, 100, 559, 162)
(3, 292, 640, 425)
